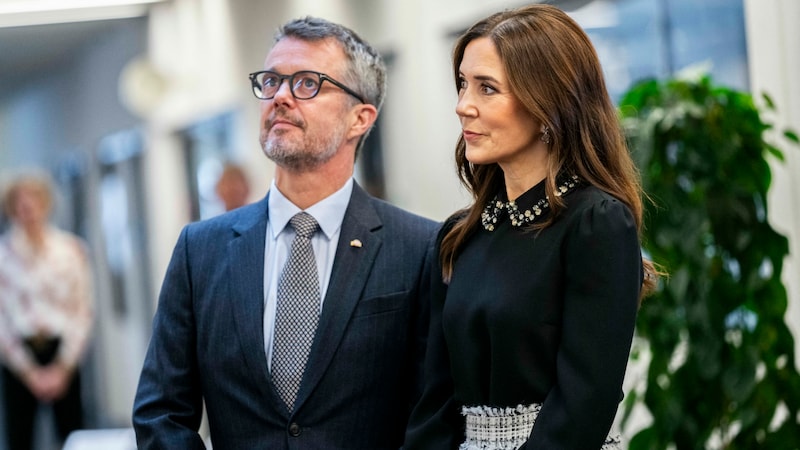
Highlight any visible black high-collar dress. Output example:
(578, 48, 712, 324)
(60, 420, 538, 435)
(405, 179, 643, 449)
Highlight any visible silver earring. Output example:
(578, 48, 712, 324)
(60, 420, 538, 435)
(540, 126, 551, 145)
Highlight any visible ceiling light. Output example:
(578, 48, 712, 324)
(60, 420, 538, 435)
(0, 0, 165, 28)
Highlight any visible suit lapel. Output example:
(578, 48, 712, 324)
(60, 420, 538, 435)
(294, 184, 382, 410)
(228, 197, 274, 400)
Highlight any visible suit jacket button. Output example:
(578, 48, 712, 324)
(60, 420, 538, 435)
(289, 422, 301, 437)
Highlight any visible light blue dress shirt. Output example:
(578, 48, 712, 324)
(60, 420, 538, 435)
(263, 178, 353, 370)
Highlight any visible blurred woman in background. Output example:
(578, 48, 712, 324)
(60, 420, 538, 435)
(0, 170, 94, 450)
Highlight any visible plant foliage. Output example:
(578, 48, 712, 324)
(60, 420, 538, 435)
(618, 75, 800, 449)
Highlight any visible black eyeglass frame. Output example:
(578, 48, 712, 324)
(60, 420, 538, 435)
(248, 70, 366, 104)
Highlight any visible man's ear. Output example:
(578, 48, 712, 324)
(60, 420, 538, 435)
(347, 104, 379, 141)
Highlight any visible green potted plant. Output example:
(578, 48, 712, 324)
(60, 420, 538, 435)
(618, 73, 800, 449)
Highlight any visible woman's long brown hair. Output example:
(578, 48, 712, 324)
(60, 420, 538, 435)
(441, 4, 659, 297)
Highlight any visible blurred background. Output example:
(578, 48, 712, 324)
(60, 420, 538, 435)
(0, 0, 797, 448)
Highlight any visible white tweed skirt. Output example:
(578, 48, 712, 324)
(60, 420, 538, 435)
(458, 404, 622, 450)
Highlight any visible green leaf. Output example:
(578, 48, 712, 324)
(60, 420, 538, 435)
(620, 74, 800, 449)
(761, 92, 775, 110)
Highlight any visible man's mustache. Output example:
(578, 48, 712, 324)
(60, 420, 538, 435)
(267, 112, 304, 129)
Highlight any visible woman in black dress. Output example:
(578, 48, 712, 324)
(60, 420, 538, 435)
(405, 4, 660, 449)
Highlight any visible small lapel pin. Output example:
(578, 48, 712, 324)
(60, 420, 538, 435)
(350, 239, 363, 248)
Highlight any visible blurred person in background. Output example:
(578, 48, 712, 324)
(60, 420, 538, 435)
(215, 162, 252, 212)
(0, 170, 94, 450)
(133, 16, 437, 449)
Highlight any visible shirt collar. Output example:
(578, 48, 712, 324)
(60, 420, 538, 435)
(267, 178, 353, 240)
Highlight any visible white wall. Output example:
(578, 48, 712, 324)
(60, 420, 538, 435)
(744, 0, 800, 366)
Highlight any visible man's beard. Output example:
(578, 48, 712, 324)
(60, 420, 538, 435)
(260, 114, 346, 172)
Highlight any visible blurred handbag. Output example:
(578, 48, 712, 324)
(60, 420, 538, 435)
(23, 334, 61, 366)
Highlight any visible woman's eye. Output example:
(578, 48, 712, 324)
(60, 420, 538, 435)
(481, 84, 497, 95)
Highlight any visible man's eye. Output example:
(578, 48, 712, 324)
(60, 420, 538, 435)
(297, 77, 318, 89)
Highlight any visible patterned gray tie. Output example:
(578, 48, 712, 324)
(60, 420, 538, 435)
(271, 212, 321, 411)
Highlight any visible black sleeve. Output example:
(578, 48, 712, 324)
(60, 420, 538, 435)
(404, 215, 465, 450)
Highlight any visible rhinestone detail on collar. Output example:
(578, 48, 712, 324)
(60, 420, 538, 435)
(481, 175, 580, 231)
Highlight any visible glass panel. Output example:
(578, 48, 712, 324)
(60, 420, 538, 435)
(562, 0, 748, 102)
(180, 112, 239, 219)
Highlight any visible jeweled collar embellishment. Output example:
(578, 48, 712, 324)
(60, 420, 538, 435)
(481, 175, 580, 231)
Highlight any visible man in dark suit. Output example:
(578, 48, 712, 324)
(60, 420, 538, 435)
(132, 16, 437, 449)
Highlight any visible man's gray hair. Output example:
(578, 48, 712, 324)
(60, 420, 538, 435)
(275, 16, 387, 112)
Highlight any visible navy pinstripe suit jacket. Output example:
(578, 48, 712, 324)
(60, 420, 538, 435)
(133, 183, 438, 449)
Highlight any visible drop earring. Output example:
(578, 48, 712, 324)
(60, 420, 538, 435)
(540, 126, 551, 145)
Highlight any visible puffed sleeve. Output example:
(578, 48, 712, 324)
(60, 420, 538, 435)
(527, 197, 642, 449)
(0, 238, 36, 377)
(56, 236, 94, 371)
(404, 218, 464, 450)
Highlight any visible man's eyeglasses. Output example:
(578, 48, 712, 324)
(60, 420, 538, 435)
(249, 70, 365, 104)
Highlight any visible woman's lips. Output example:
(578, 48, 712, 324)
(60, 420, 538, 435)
(462, 130, 482, 142)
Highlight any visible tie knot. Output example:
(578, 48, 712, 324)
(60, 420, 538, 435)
(289, 212, 319, 238)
